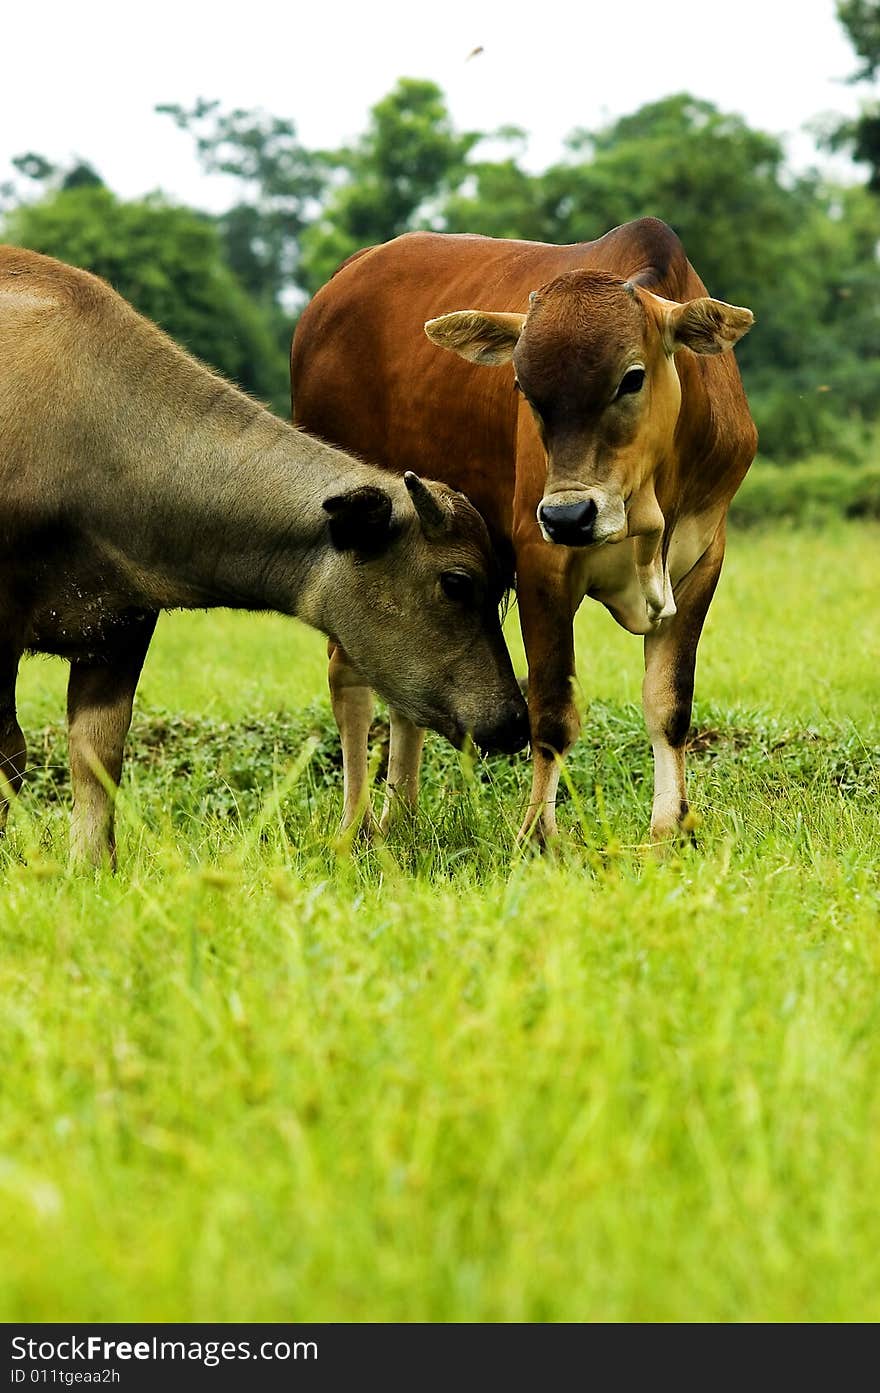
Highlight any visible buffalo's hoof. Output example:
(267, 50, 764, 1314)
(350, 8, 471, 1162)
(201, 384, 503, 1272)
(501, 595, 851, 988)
(334, 807, 379, 854)
(515, 811, 559, 854)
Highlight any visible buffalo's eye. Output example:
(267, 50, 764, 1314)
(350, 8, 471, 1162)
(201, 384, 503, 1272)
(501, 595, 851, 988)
(440, 570, 476, 604)
(615, 366, 646, 399)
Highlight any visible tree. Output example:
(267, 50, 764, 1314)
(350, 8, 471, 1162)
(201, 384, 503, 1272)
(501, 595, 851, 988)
(839, 0, 880, 74)
(157, 99, 325, 309)
(298, 79, 480, 292)
(835, 1, 880, 189)
(14, 76, 868, 460)
(444, 92, 880, 458)
(440, 144, 555, 243)
(3, 184, 289, 411)
(0, 152, 104, 212)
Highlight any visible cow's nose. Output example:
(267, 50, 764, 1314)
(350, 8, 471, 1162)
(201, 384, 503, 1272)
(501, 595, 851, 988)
(539, 498, 598, 546)
(473, 696, 530, 755)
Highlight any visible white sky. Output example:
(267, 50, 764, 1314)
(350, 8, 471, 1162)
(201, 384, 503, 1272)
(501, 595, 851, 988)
(0, 0, 868, 211)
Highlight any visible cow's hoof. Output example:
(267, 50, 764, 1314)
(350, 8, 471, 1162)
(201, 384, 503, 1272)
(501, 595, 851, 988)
(378, 792, 419, 838)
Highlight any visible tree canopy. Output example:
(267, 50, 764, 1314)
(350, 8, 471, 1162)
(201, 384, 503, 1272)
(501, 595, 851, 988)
(297, 78, 480, 293)
(156, 98, 323, 309)
(4, 70, 879, 459)
(835, 1, 880, 189)
(4, 183, 289, 410)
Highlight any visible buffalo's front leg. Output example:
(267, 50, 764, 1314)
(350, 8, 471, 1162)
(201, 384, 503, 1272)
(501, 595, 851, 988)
(516, 544, 580, 847)
(379, 710, 426, 834)
(642, 527, 725, 842)
(0, 647, 26, 831)
(67, 620, 156, 868)
(328, 639, 376, 837)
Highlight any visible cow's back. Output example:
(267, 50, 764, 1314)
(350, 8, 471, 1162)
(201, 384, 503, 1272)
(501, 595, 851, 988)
(291, 223, 751, 551)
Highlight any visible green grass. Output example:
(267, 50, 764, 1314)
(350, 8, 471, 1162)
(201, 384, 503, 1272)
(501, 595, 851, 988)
(1, 522, 878, 1321)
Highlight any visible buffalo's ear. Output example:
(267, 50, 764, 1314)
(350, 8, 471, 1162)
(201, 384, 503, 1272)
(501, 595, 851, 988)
(323, 486, 394, 554)
(661, 295, 754, 355)
(425, 310, 527, 365)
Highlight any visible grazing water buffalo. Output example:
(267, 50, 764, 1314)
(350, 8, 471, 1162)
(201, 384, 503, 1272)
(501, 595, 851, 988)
(0, 246, 527, 864)
(291, 218, 757, 845)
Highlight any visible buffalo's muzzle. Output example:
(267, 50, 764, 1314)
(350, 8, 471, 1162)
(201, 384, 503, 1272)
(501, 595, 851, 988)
(538, 497, 598, 546)
(473, 696, 530, 755)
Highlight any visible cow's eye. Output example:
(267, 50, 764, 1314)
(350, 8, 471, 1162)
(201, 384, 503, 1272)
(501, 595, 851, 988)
(616, 366, 646, 399)
(440, 570, 475, 604)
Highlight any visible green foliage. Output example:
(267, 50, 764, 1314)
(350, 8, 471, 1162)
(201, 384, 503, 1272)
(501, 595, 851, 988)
(2, 525, 879, 1320)
(449, 94, 795, 300)
(60, 162, 104, 191)
(835, 2, 880, 189)
(157, 99, 324, 308)
(3, 184, 288, 411)
(6, 79, 880, 453)
(11, 151, 57, 183)
(449, 94, 880, 460)
(443, 152, 552, 241)
(731, 457, 880, 527)
(839, 0, 880, 77)
(298, 79, 480, 292)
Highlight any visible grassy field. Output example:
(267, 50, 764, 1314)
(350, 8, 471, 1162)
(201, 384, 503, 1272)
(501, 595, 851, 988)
(1, 522, 878, 1321)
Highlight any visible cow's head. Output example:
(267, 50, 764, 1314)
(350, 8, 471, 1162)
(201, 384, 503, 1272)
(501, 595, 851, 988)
(425, 271, 753, 548)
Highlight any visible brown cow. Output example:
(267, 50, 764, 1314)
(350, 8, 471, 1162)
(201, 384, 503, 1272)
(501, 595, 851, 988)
(0, 246, 527, 864)
(291, 218, 757, 846)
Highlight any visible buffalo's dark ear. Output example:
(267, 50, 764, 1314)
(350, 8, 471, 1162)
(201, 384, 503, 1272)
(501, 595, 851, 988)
(323, 486, 394, 554)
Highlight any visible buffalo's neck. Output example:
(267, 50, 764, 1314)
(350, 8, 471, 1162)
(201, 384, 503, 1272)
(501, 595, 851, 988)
(84, 398, 355, 618)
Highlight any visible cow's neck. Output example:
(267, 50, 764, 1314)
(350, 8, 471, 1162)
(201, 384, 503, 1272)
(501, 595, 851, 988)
(629, 482, 676, 624)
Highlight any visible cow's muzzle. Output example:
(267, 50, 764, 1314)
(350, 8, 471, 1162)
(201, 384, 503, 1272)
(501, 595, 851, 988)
(538, 497, 598, 546)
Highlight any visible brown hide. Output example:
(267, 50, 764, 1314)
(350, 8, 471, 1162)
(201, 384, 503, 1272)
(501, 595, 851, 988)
(293, 219, 754, 562)
(291, 218, 758, 843)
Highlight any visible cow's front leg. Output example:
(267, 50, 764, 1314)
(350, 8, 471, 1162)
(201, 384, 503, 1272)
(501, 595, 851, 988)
(379, 709, 426, 834)
(642, 528, 725, 843)
(67, 622, 156, 869)
(0, 648, 26, 832)
(516, 544, 580, 848)
(328, 639, 376, 838)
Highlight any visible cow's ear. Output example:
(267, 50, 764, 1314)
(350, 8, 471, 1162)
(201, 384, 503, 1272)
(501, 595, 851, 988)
(323, 486, 394, 554)
(662, 296, 754, 356)
(425, 310, 527, 365)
